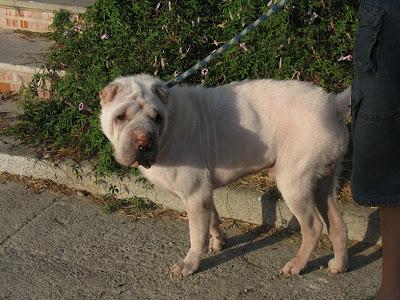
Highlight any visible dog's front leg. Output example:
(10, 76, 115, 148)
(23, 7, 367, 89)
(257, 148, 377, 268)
(170, 194, 212, 277)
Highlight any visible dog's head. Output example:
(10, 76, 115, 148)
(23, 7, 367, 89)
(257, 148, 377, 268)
(99, 74, 169, 168)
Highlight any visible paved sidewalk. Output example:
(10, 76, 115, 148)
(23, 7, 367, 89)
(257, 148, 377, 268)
(0, 179, 382, 299)
(0, 29, 50, 67)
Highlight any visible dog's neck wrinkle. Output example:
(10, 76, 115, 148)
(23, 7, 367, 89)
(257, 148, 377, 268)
(163, 85, 234, 166)
(157, 87, 203, 160)
(155, 85, 226, 166)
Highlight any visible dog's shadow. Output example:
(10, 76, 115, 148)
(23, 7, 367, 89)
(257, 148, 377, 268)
(199, 204, 382, 274)
(199, 224, 294, 273)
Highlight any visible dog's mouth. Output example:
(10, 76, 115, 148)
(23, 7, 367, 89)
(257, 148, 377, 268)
(131, 160, 152, 169)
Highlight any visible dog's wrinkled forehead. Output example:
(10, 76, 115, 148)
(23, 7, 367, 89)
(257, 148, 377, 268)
(99, 74, 169, 108)
(115, 75, 156, 99)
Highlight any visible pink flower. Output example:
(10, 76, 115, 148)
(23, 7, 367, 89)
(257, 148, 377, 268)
(174, 70, 180, 77)
(239, 42, 248, 52)
(338, 54, 353, 62)
(309, 11, 319, 23)
(201, 68, 209, 76)
(78, 103, 92, 113)
(74, 23, 83, 33)
(267, 0, 273, 6)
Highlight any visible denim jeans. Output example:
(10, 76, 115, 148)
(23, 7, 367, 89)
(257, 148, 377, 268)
(351, 0, 400, 206)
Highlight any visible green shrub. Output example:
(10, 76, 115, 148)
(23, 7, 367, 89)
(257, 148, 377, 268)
(14, 0, 358, 176)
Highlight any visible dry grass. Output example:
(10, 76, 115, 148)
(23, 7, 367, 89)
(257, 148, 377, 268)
(238, 168, 357, 207)
(0, 172, 85, 197)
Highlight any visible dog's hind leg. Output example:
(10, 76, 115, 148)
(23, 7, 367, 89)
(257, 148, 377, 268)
(209, 206, 227, 253)
(314, 175, 348, 274)
(276, 170, 323, 276)
(170, 191, 213, 277)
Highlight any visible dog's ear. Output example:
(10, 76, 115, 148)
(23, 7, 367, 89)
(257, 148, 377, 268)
(99, 84, 120, 107)
(153, 85, 169, 104)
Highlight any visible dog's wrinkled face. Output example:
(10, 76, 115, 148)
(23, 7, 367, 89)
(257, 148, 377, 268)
(99, 74, 169, 168)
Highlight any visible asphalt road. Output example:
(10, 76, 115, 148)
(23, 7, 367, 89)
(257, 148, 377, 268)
(0, 179, 382, 299)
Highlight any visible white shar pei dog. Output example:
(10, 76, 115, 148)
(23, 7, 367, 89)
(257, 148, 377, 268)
(99, 74, 351, 277)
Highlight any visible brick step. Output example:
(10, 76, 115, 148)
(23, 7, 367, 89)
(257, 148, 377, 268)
(0, 0, 93, 32)
(0, 28, 50, 94)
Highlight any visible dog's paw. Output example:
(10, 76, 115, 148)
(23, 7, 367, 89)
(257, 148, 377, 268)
(328, 258, 348, 274)
(169, 261, 198, 278)
(280, 257, 306, 276)
(209, 234, 227, 253)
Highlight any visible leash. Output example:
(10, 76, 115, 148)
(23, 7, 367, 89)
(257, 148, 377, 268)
(166, 0, 288, 88)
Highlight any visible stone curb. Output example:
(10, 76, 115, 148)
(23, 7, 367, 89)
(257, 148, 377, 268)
(0, 63, 39, 94)
(0, 136, 381, 245)
(0, 62, 64, 76)
(0, 62, 64, 95)
(0, 62, 40, 74)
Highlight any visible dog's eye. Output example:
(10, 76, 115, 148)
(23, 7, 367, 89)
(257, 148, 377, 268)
(155, 113, 163, 124)
(115, 114, 126, 122)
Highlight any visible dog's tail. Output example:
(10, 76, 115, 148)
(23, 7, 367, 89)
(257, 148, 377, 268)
(335, 86, 351, 117)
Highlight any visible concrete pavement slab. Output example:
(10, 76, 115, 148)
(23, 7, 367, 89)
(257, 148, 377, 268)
(0, 29, 50, 67)
(0, 180, 382, 299)
(0, 181, 60, 244)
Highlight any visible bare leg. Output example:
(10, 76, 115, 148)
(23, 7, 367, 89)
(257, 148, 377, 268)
(277, 172, 323, 275)
(377, 206, 400, 300)
(209, 206, 227, 253)
(314, 175, 348, 273)
(170, 195, 212, 277)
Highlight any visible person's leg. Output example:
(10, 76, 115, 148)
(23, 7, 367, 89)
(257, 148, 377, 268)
(377, 206, 400, 300)
(351, 1, 400, 297)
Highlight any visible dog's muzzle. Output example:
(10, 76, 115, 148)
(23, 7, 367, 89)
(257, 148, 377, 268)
(116, 131, 158, 169)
